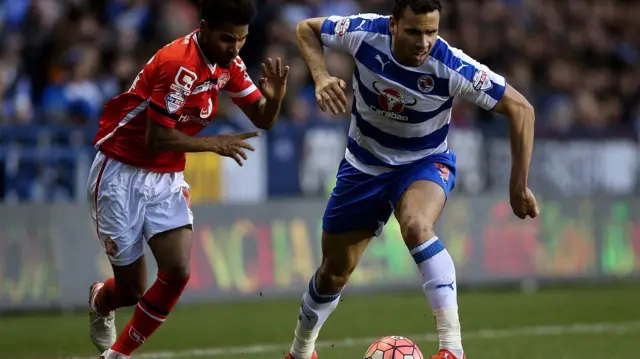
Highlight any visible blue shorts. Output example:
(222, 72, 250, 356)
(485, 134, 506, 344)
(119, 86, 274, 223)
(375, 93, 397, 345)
(322, 151, 456, 236)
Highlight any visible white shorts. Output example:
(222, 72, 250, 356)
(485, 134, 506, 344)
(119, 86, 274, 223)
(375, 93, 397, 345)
(86, 152, 194, 266)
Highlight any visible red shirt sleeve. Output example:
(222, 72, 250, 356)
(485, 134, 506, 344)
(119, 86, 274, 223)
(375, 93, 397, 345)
(225, 57, 262, 106)
(147, 56, 199, 128)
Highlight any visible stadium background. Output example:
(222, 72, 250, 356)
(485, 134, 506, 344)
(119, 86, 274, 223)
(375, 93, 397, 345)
(1, 0, 640, 358)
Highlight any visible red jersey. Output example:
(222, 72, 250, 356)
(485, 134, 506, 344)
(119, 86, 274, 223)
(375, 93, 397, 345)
(92, 30, 262, 172)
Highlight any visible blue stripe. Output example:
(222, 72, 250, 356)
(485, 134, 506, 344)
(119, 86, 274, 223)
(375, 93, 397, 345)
(429, 38, 506, 102)
(354, 66, 454, 124)
(321, 17, 390, 35)
(307, 269, 341, 304)
(352, 104, 450, 152)
(412, 239, 445, 264)
(355, 41, 450, 97)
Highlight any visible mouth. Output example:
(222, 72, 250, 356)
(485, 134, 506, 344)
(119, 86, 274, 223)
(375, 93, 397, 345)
(412, 51, 428, 63)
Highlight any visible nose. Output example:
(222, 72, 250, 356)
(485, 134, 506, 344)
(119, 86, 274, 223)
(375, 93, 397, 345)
(233, 41, 243, 55)
(419, 36, 430, 50)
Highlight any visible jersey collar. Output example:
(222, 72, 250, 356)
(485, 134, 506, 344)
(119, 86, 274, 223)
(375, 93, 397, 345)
(193, 31, 217, 75)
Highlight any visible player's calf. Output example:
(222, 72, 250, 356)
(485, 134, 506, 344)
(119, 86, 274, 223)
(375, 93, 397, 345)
(107, 227, 192, 356)
(289, 230, 372, 359)
(90, 258, 147, 353)
(396, 180, 464, 359)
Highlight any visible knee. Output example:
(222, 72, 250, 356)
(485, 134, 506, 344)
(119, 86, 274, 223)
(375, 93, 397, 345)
(401, 218, 435, 248)
(161, 264, 191, 281)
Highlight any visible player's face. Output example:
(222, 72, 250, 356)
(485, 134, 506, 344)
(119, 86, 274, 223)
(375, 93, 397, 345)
(199, 21, 249, 68)
(389, 8, 440, 67)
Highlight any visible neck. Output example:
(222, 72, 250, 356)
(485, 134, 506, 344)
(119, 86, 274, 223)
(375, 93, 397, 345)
(390, 37, 410, 67)
(196, 32, 215, 65)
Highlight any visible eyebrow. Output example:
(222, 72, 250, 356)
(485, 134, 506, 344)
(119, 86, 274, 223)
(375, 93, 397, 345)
(221, 32, 249, 40)
(405, 27, 438, 33)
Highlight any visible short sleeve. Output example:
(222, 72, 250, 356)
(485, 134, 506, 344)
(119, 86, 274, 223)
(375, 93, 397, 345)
(447, 47, 507, 110)
(320, 14, 388, 55)
(225, 57, 262, 106)
(148, 59, 199, 128)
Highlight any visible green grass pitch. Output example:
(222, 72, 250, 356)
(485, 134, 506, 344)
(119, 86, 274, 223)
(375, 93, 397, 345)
(1, 284, 639, 359)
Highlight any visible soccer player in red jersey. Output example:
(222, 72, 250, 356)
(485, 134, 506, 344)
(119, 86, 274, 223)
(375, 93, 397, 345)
(86, 1, 289, 358)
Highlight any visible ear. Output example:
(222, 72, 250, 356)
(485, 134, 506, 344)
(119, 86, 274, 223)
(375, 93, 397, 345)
(199, 19, 208, 34)
(389, 16, 397, 36)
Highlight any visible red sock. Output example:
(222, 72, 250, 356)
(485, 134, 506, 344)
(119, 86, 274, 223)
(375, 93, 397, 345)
(94, 277, 130, 315)
(111, 272, 189, 356)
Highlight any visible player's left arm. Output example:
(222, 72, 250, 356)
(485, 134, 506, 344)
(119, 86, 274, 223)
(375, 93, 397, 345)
(230, 57, 290, 130)
(492, 84, 535, 202)
(452, 55, 539, 219)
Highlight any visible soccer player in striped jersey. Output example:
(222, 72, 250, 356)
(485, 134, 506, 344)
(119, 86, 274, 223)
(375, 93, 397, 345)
(287, 1, 539, 359)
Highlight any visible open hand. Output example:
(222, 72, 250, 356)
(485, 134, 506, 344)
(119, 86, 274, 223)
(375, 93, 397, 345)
(212, 132, 261, 167)
(258, 57, 290, 101)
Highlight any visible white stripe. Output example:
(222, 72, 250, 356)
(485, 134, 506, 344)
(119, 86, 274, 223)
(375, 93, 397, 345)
(94, 99, 150, 148)
(228, 84, 257, 98)
(66, 320, 640, 359)
(137, 302, 166, 322)
(344, 149, 392, 176)
(348, 119, 448, 166)
(326, 13, 387, 23)
(355, 60, 450, 107)
(409, 236, 439, 255)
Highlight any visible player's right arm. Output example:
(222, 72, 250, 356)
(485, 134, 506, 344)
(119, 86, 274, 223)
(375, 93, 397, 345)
(146, 121, 260, 166)
(296, 17, 349, 114)
(143, 57, 259, 166)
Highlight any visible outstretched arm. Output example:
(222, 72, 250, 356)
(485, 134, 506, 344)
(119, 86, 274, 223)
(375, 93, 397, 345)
(492, 85, 539, 219)
(492, 85, 534, 195)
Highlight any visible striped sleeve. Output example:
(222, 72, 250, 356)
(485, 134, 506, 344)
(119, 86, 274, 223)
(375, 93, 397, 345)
(429, 39, 507, 111)
(319, 14, 388, 55)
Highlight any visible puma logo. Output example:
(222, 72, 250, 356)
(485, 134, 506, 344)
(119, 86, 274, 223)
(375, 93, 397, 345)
(375, 54, 390, 71)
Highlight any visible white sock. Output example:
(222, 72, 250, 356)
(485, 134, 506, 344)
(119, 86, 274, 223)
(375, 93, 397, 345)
(411, 237, 464, 358)
(290, 270, 341, 359)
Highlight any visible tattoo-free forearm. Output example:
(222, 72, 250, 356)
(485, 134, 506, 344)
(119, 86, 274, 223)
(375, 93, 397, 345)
(296, 19, 330, 82)
(508, 103, 535, 193)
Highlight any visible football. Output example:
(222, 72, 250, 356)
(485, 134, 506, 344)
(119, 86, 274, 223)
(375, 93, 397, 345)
(364, 335, 424, 359)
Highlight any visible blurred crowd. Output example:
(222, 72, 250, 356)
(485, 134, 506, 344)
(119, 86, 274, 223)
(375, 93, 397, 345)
(0, 0, 638, 133)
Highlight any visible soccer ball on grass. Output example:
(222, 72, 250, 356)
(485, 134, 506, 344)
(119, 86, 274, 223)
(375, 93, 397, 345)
(364, 335, 424, 359)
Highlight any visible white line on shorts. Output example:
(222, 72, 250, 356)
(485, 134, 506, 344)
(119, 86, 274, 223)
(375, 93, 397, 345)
(69, 320, 640, 359)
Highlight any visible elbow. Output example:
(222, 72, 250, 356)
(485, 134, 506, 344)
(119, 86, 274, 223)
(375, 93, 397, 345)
(520, 99, 535, 123)
(145, 133, 160, 150)
(296, 19, 321, 42)
(296, 19, 311, 37)
(145, 129, 167, 151)
(505, 96, 535, 124)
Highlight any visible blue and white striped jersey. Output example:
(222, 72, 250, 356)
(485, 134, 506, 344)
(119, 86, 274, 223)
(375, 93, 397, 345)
(320, 14, 507, 176)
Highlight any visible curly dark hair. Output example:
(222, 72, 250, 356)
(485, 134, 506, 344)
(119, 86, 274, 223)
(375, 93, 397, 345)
(392, 0, 442, 19)
(200, 0, 257, 27)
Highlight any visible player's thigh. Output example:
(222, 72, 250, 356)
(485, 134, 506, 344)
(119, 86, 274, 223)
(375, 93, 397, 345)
(322, 159, 395, 237)
(144, 173, 193, 277)
(392, 162, 455, 249)
(148, 226, 192, 277)
(87, 152, 148, 268)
